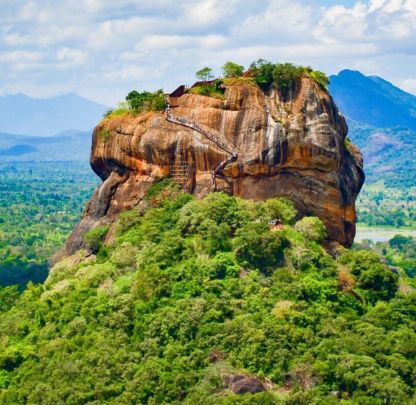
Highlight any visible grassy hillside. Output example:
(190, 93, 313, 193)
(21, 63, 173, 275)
(0, 181, 414, 404)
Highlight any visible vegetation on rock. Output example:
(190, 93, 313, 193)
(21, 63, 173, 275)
(0, 181, 414, 404)
(249, 59, 329, 93)
(196, 67, 214, 82)
(104, 89, 165, 118)
(222, 61, 245, 78)
(188, 80, 225, 99)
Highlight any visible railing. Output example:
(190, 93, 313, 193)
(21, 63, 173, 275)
(166, 106, 238, 191)
(166, 110, 236, 156)
(169, 161, 193, 188)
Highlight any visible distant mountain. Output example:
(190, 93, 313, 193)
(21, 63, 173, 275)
(329, 70, 416, 186)
(329, 70, 416, 130)
(0, 130, 92, 161)
(0, 93, 108, 136)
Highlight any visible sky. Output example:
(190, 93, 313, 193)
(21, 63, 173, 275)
(0, 0, 415, 106)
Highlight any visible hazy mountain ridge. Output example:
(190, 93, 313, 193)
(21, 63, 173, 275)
(0, 130, 92, 161)
(329, 69, 416, 130)
(0, 93, 107, 136)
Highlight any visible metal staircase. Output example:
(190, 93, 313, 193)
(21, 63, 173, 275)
(169, 161, 193, 188)
(166, 105, 238, 191)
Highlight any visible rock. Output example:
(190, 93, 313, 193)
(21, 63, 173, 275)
(224, 374, 266, 394)
(60, 76, 364, 258)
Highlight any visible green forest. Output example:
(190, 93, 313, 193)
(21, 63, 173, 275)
(356, 181, 416, 228)
(0, 162, 99, 288)
(0, 181, 415, 404)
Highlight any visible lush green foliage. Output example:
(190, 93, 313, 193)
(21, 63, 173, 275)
(360, 235, 416, 279)
(0, 185, 413, 404)
(249, 60, 329, 94)
(0, 162, 99, 289)
(188, 80, 225, 99)
(126, 89, 165, 113)
(83, 225, 109, 252)
(356, 180, 416, 228)
(294, 217, 327, 243)
(104, 90, 165, 118)
(196, 67, 214, 82)
(222, 61, 244, 78)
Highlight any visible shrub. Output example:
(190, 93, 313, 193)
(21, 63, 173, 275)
(125, 89, 165, 113)
(295, 217, 327, 243)
(339, 250, 399, 303)
(264, 198, 297, 225)
(233, 223, 289, 272)
(249, 59, 329, 94)
(83, 225, 109, 252)
(188, 80, 225, 99)
(310, 70, 330, 90)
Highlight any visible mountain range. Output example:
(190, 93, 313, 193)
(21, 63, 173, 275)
(0, 93, 107, 136)
(0, 130, 92, 161)
(329, 70, 416, 186)
(1, 72, 416, 185)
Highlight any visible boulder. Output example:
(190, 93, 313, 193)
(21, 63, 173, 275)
(60, 76, 364, 258)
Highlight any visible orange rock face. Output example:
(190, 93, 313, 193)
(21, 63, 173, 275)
(61, 77, 364, 256)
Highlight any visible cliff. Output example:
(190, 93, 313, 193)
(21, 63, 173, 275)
(61, 76, 364, 257)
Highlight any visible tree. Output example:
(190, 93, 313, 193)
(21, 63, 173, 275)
(125, 89, 165, 113)
(196, 67, 214, 82)
(222, 61, 244, 78)
(272, 63, 305, 94)
(233, 223, 288, 272)
(295, 217, 327, 243)
(249, 59, 274, 86)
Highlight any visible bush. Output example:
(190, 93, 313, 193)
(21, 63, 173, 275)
(310, 70, 330, 90)
(272, 63, 307, 94)
(83, 225, 109, 252)
(126, 89, 165, 113)
(295, 217, 327, 243)
(188, 80, 225, 99)
(233, 223, 289, 272)
(249, 59, 329, 94)
(339, 250, 399, 303)
(264, 198, 297, 225)
(249, 59, 275, 86)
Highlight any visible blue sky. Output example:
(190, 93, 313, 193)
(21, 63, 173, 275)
(1, 0, 415, 105)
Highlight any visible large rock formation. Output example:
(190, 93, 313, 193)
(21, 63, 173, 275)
(61, 77, 364, 257)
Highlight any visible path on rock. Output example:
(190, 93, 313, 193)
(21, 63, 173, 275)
(166, 106, 238, 190)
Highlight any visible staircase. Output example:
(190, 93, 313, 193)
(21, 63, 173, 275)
(169, 161, 192, 188)
(166, 111, 236, 156)
(166, 107, 238, 191)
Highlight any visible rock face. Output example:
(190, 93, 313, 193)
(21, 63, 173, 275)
(224, 374, 266, 394)
(60, 77, 364, 257)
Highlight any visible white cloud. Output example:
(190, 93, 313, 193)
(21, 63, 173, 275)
(401, 78, 416, 95)
(0, 50, 42, 63)
(56, 48, 88, 67)
(0, 0, 415, 105)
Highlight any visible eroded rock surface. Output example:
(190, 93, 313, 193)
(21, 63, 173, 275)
(60, 77, 364, 258)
